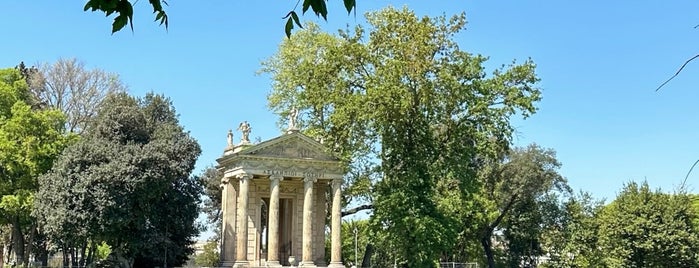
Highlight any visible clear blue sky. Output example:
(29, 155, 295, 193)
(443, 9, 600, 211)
(2, 1, 699, 209)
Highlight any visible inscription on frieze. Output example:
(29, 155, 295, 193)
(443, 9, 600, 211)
(263, 170, 298, 177)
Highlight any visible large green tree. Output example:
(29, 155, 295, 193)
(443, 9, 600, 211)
(262, 7, 541, 267)
(597, 181, 699, 267)
(34, 92, 202, 267)
(474, 144, 569, 268)
(0, 68, 71, 265)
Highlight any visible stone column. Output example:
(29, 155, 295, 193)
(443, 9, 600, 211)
(329, 179, 345, 268)
(220, 176, 237, 267)
(300, 177, 316, 267)
(234, 173, 250, 267)
(267, 175, 283, 267)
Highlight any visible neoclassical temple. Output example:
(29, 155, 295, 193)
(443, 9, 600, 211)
(216, 120, 345, 267)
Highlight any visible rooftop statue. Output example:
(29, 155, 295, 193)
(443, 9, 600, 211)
(238, 121, 251, 144)
(288, 107, 299, 131)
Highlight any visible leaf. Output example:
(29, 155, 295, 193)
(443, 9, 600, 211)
(309, 0, 328, 20)
(291, 12, 303, 29)
(83, 2, 93, 12)
(285, 17, 294, 38)
(343, 0, 356, 14)
(149, 0, 163, 12)
(112, 15, 128, 33)
(302, 0, 312, 14)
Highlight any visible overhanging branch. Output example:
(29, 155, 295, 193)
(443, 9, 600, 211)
(341, 204, 374, 217)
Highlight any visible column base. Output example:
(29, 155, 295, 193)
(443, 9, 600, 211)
(232, 261, 248, 268)
(266, 260, 283, 267)
(220, 261, 236, 267)
(299, 261, 317, 267)
(328, 262, 346, 268)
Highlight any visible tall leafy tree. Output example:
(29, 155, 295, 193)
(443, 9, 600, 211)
(597, 182, 699, 267)
(262, 7, 542, 267)
(474, 144, 569, 268)
(34, 92, 202, 267)
(0, 68, 71, 265)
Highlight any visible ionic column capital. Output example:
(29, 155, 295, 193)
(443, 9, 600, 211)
(331, 178, 343, 189)
(303, 177, 318, 184)
(269, 174, 284, 182)
(220, 176, 231, 189)
(236, 173, 251, 181)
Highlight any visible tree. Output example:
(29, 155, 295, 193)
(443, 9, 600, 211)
(34, 92, 202, 267)
(0, 68, 71, 266)
(194, 241, 219, 267)
(198, 166, 223, 240)
(28, 58, 127, 134)
(262, 7, 542, 267)
(474, 144, 569, 268)
(597, 181, 699, 267)
(83, 0, 357, 36)
(540, 192, 605, 268)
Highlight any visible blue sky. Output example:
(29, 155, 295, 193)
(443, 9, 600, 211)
(2, 1, 699, 217)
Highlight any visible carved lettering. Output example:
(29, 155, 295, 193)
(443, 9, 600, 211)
(302, 172, 324, 179)
(263, 170, 298, 177)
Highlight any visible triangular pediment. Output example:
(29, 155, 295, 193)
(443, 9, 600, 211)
(241, 131, 339, 162)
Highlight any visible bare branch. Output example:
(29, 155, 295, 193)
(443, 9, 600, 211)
(656, 54, 699, 91)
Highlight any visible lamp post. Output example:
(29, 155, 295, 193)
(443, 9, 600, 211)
(354, 226, 358, 267)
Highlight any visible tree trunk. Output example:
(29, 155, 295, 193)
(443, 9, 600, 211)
(23, 224, 35, 265)
(71, 247, 78, 267)
(361, 243, 374, 268)
(11, 217, 25, 266)
(62, 248, 69, 268)
(79, 243, 87, 267)
(86, 241, 95, 266)
(481, 236, 495, 268)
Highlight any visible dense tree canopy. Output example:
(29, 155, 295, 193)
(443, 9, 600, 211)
(34, 92, 202, 267)
(597, 182, 699, 267)
(0, 68, 71, 265)
(262, 6, 541, 267)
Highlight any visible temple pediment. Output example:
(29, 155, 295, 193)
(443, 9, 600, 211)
(240, 131, 339, 162)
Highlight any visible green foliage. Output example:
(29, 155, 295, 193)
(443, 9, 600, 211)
(263, 7, 542, 267)
(84, 0, 167, 33)
(96, 241, 111, 260)
(83, 0, 355, 36)
(34, 92, 202, 267)
(340, 220, 369, 266)
(0, 67, 71, 265)
(540, 192, 605, 268)
(597, 181, 699, 267)
(473, 144, 569, 268)
(194, 240, 220, 267)
(197, 166, 223, 239)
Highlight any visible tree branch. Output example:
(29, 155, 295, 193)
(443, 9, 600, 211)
(489, 193, 518, 231)
(341, 204, 374, 217)
(656, 54, 699, 91)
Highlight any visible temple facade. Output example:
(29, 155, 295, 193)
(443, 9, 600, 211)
(216, 126, 345, 268)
